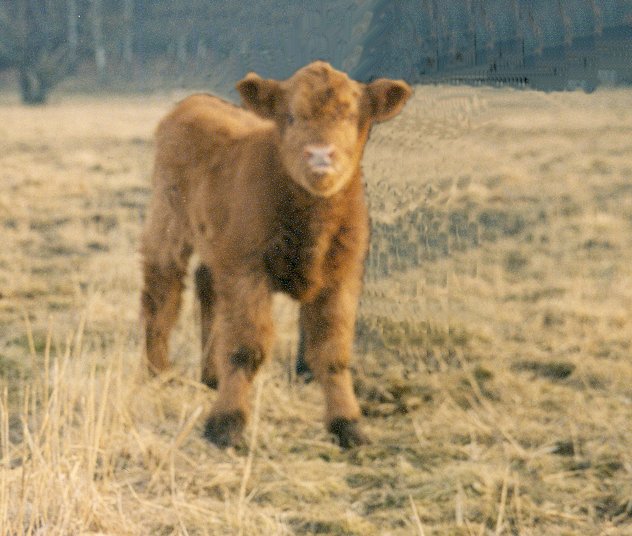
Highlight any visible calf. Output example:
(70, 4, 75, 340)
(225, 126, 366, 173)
(140, 61, 411, 448)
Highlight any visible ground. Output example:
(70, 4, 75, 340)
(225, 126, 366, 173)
(0, 86, 631, 535)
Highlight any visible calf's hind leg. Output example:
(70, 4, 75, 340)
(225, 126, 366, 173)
(195, 264, 218, 388)
(141, 258, 189, 373)
(140, 200, 191, 373)
(295, 324, 313, 381)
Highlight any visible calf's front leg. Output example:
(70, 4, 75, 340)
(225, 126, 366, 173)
(203, 274, 274, 448)
(300, 285, 368, 448)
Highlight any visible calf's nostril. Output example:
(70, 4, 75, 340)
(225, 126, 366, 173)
(304, 144, 336, 170)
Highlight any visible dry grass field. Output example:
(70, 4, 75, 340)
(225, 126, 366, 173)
(1, 86, 631, 535)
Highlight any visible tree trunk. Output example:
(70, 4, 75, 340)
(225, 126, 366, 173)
(176, 31, 187, 83)
(67, 0, 78, 72)
(90, 0, 106, 84)
(19, 66, 47, 104)
(18, 0, 49, 104)
(122, 0, 134, 75)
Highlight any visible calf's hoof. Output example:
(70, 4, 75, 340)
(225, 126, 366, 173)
(204, 410, 246, 448)
(294, 333, 313, 383)
(328, 418, 370, 449)
(295, 357, 314, 383)
(201, 374, 218, 390)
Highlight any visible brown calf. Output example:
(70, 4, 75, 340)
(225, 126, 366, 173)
(140, 61, 411, 448)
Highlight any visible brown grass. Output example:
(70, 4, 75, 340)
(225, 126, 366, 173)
(1, 87, 631, 534)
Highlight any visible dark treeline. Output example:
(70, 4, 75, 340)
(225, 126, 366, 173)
(360, 0, 632, 91)
(1, 0, 631, 104)
(0, 0, 376, 103)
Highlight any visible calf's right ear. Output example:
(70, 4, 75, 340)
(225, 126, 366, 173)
(236, 73, 283, 119)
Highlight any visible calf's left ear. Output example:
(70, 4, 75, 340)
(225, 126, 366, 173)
(236, 72, 283, 119)
(365, 79, 412, 122)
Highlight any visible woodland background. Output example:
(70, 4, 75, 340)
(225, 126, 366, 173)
(1, 0, 632, 104)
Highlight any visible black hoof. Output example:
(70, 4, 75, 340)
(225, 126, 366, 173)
(204, 411, 245, 448)
(201, 375, 218, 390)
(328, 418, 370, 449)
(295, 357, 314, 383)
(295, 334, 314, 383)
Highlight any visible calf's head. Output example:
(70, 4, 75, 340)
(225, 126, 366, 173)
(237, 61, 412, 197)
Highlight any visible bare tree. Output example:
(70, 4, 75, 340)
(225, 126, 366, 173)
(122, 0, 134, 75)
(0, 0, 70, 104)
(558, 0, 574, 46)
(89, 0, 106, 83)
(66, 0, 78, 71)
(589, 0, 603, 35)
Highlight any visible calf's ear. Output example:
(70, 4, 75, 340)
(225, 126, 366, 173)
(365, 79, 412, 122)
(236, 73, 283, 119)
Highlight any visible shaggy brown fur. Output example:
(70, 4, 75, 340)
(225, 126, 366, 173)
(140, 61, 411, 448)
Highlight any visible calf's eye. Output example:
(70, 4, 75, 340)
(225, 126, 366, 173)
(286, 113, 295, 125)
